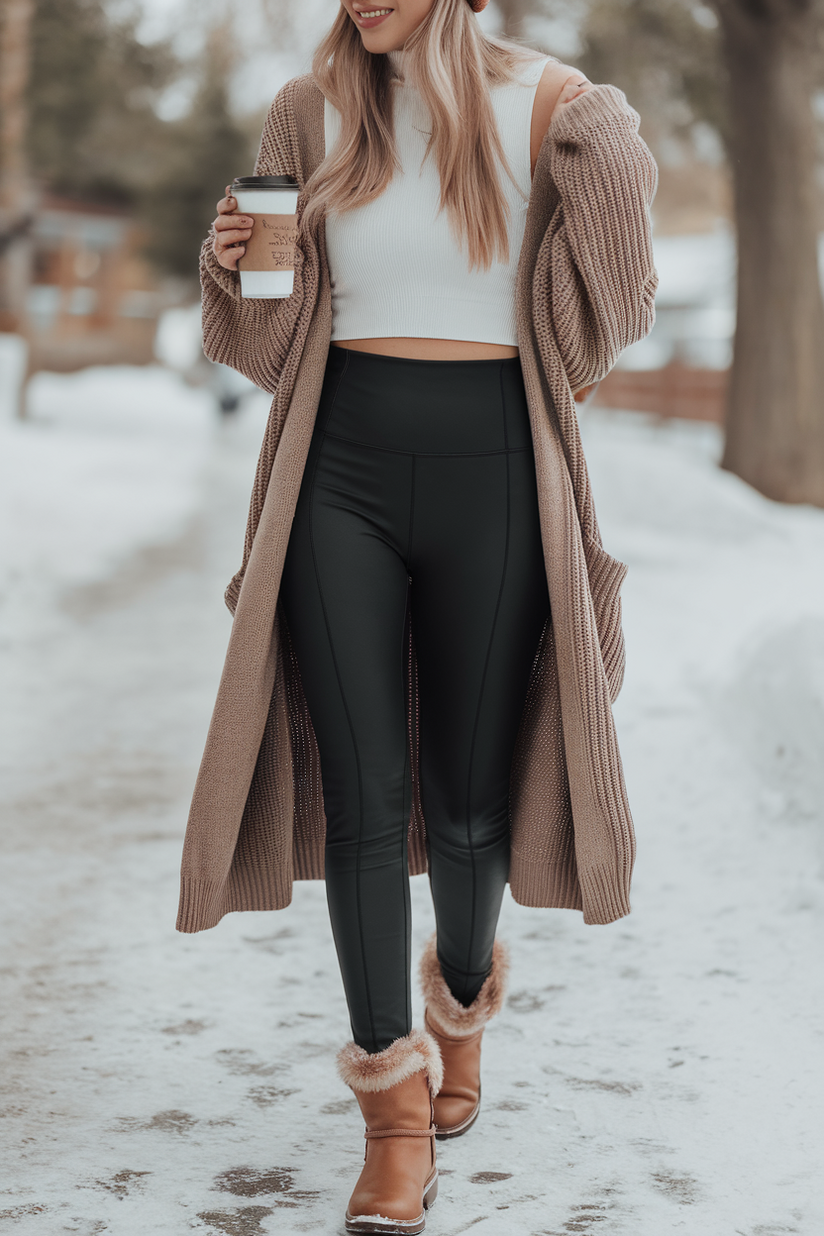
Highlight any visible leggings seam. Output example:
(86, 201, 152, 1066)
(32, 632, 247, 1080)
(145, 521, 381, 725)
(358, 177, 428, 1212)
(401, 577, 412, 1036)
(402, 462, 415, 1032)
(461, 362, 512, 994)
(308, 354, 381, 1052)
(406, 455, 416, 569)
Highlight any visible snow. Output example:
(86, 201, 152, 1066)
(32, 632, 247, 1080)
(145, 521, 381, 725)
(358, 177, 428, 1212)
(0, 334, 28, 421)
(0, 367, 215, 617)
(1, 362, 823, 1236)
(619, 228, 824, 372)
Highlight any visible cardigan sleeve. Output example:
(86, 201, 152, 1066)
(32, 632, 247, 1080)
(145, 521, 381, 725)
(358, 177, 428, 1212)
(544, 84, 659, 391)
(199, 79, 306, 394)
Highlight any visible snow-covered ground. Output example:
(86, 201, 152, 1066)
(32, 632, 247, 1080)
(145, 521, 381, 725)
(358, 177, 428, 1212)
(1, 365, 823, 1236)
(0, 367, 213, 611)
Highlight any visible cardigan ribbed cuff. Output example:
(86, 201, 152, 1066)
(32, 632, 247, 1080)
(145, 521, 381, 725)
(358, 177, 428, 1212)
(177, 865, 295, 933)
(176, 876, 228, 933)
(508, 854, 631, 924)
(549, 83, 640, 147)
(201, 235, 243, 301)
(583, 537, 628, 599)
(577, 863, 632, 925)
(224, 571, 243, 616)
(582, 537, 629, 701)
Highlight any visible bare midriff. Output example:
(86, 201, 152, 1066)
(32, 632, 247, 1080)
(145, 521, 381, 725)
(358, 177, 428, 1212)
(331, 338, 519, 360)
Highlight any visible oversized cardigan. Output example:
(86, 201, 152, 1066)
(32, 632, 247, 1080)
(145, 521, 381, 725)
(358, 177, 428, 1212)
(176, 71, 658, 934)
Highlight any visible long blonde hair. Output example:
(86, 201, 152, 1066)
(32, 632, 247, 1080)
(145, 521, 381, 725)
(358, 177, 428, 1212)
(303, 0, 543, 270)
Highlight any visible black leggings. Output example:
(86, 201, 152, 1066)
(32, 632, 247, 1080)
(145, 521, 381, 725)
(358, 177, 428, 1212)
(280, 347, 550, 1053)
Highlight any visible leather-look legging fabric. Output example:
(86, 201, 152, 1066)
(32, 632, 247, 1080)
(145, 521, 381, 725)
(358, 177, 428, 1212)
(280, 346, 550, 1053)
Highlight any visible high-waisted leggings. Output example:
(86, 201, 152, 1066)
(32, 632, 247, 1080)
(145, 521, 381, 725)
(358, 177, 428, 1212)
(280, 346, 550, 1053)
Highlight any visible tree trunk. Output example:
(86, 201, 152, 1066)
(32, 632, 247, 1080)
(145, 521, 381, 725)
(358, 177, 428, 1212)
(0, 0, 35, 333)
(1, 0, 35, 420)
(714, 0, 824, 505)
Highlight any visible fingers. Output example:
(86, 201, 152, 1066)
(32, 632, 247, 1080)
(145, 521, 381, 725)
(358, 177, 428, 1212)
(213, 186, 256, 269)
(216, 245, 244, 270)
(214, 235, 246, 270)
(215, 220, 254, 244)
(573, 381, 599, 404)
(214, 209, 253, 264)
(217, 185, 242, 215)
(214, 227, 254, 270)
(548, 71, 594, 125)
(558, 74, 593, 107)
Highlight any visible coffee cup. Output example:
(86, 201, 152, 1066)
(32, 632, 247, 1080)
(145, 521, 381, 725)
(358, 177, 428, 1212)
(232, 175, 300, 299)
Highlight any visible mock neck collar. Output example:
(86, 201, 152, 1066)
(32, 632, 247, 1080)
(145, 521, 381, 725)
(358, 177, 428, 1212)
(386, 48, 409, 78)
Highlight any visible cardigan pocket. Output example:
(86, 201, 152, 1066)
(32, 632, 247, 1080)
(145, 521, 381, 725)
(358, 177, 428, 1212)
(582, 535, 628, 700)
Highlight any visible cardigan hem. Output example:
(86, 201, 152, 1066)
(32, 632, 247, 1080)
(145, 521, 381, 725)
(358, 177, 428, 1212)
(177, 876, 229, 933)
(508, 853, 583, 911)
(578, 864, 632, 925)
(177, 872, 295, 933)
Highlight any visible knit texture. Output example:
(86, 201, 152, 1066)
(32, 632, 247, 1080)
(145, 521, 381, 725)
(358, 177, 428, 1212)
(177, 75, 658, 933)
(420, 936, 509, 1037)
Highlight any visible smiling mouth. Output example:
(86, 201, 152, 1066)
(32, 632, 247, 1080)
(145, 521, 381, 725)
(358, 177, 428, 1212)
(353, 7, 395, 21)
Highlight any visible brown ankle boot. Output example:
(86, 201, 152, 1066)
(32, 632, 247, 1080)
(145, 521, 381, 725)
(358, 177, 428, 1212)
(337, 1028, 443, 1235)
(419, 936, 509, 1140)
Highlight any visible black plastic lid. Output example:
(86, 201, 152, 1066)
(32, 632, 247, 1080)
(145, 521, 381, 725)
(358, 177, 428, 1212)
(232, 175, 299, 189)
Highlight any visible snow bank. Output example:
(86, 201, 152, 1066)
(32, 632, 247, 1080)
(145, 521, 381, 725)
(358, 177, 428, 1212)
(580, 408, 824, 696)
(0, 333, 28, 421)
(0, 365, 216, 612)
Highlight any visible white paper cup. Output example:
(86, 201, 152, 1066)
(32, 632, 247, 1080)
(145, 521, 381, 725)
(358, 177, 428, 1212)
(232, 176, 300, 299)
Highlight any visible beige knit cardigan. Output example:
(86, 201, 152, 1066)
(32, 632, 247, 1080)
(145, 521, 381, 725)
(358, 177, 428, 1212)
(176, 72, 658, 934)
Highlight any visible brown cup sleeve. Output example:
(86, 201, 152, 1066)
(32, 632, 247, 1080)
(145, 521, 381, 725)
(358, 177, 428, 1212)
(238, 214, 298, 273)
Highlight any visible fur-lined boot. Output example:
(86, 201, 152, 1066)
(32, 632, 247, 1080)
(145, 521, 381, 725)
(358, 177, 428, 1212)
(419, 935, 509, 1139)
(337, 1028, 443, 1235)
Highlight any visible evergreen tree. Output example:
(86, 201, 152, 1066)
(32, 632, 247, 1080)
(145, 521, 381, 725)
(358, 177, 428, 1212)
(578, 0, 726, 156)
(27, 0, 174, 203)
(140, 25, 259, 281)
(25, 2, 258, 285)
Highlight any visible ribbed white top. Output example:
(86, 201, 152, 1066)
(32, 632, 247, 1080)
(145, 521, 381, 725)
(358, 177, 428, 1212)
(324, 52, 549, 345)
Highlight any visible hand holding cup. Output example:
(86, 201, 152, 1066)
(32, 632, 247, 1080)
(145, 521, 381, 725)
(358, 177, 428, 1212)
(213, 186, 255, 271)
(213, 176, 300, 297)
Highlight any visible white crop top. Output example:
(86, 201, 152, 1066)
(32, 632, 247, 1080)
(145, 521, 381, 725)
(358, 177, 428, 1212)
(324, 52, 549, 346)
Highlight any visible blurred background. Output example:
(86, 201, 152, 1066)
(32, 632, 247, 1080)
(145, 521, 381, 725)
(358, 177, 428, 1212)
(3, 0, 824, 492)
(2, 4, 824, 1235)
(2, 0, 824, 467)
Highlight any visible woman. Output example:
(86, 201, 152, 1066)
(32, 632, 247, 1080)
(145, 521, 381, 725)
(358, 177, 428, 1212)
(177, 0, 657, 1230)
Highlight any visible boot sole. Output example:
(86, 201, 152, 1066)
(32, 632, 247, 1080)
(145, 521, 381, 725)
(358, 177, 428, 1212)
(344, 1170, 438, 1234)
(434, 1098, 481, 1141)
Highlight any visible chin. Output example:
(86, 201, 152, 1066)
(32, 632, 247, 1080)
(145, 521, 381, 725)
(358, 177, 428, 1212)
(359, 34, 398, 54)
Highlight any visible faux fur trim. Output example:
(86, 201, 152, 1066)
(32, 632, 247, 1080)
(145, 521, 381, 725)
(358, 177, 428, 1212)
(419, 935, 510, 1038)
(337, 1028, 444, 1098)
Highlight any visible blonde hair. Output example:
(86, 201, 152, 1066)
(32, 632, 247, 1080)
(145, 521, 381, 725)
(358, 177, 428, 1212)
(303, 0, 542, 270)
